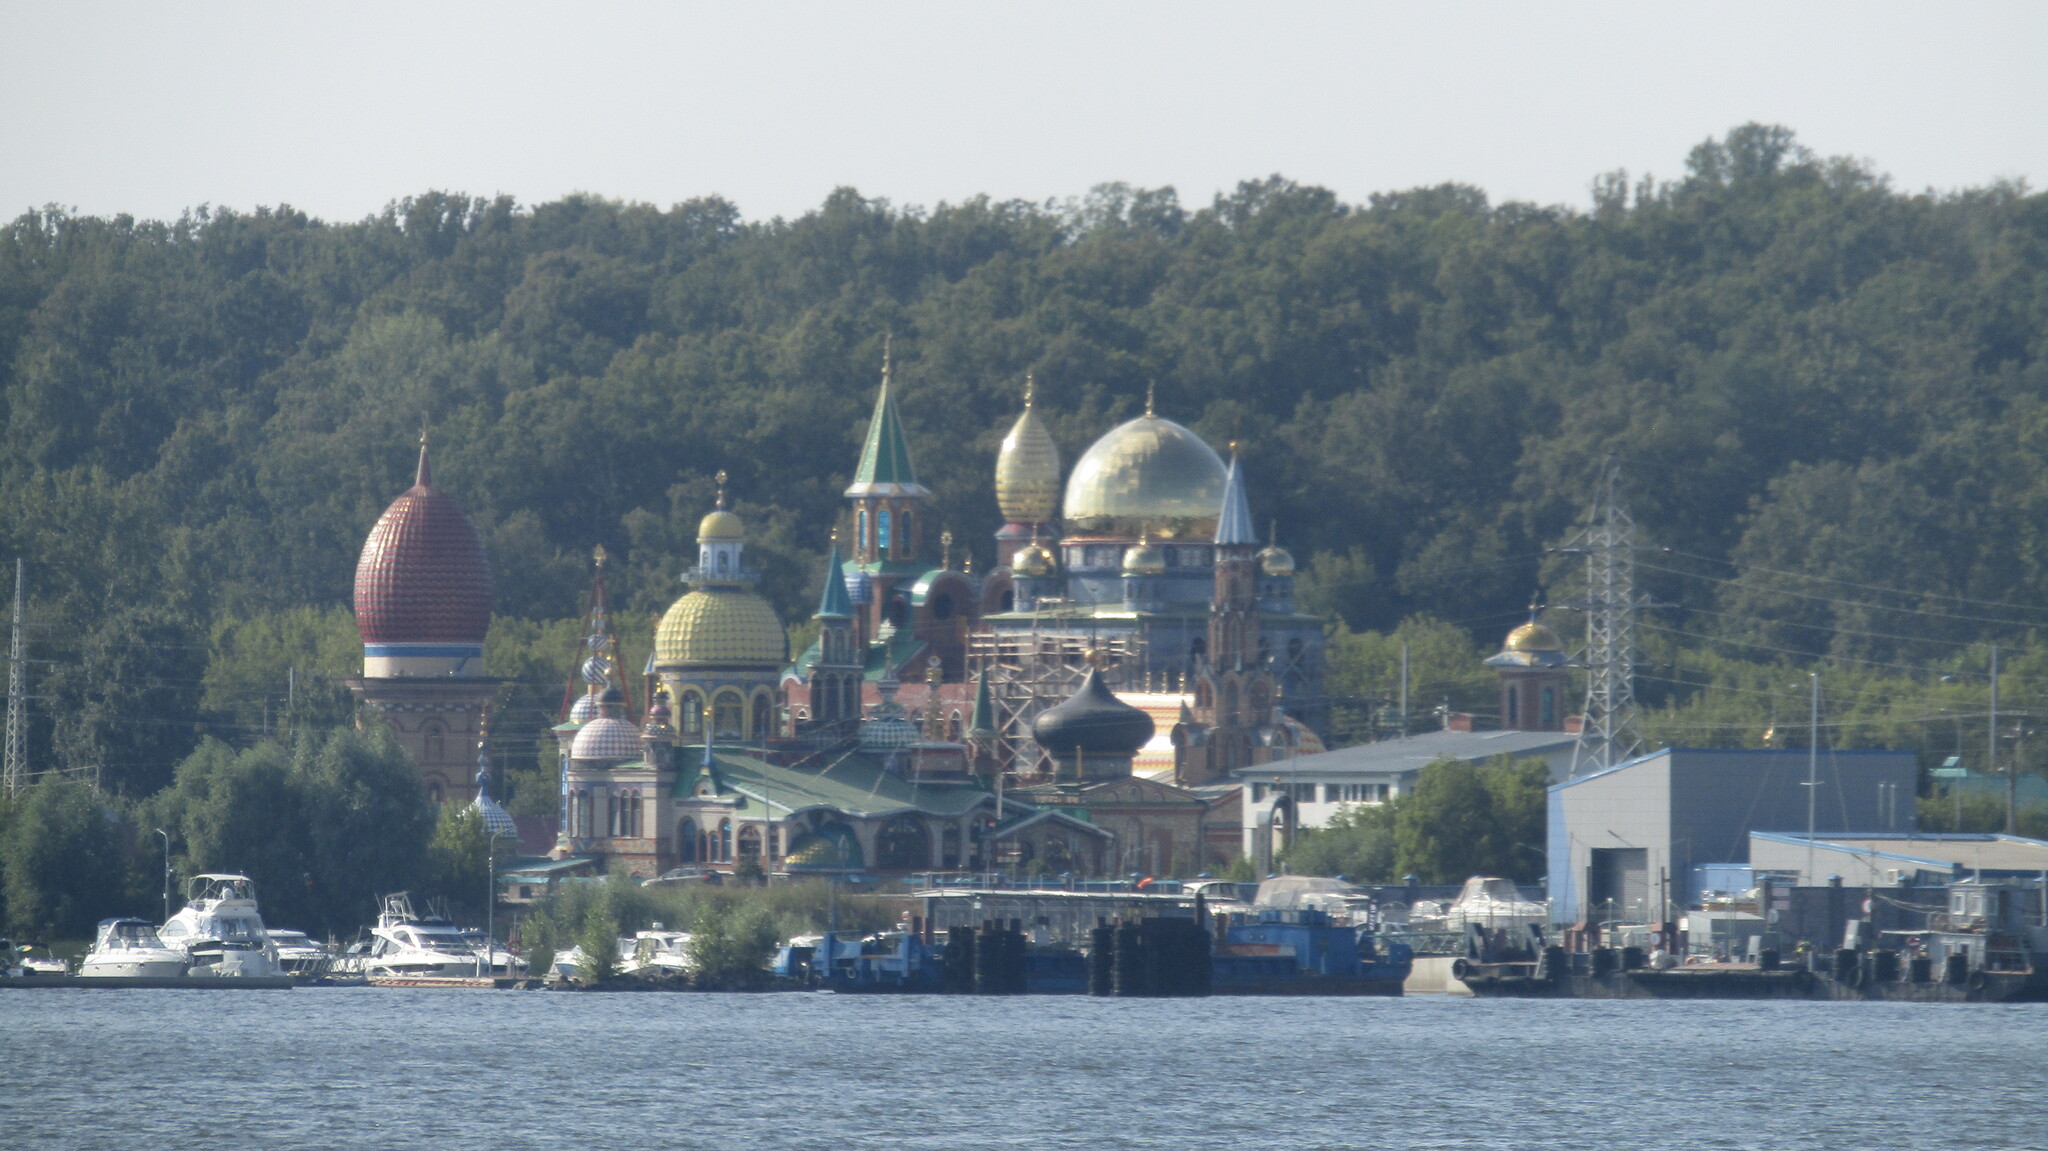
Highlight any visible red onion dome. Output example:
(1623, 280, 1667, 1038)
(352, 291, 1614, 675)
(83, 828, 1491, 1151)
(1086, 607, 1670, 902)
(353, 444, 493, 645)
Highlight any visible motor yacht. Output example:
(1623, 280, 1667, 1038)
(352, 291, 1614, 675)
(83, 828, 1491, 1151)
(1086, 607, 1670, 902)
(157, 874, 286, 978)
(622, 928, 695, 978)
(79, 918, 191, 979)
(265, 929, 333, 981)
(361, 892, 514, 979)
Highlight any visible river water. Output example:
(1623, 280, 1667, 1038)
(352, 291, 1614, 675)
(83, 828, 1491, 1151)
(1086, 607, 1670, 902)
(3, 989, 2043, 1150)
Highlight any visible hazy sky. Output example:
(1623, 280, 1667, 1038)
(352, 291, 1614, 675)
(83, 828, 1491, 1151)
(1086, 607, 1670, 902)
(5, 2, 2044, 224)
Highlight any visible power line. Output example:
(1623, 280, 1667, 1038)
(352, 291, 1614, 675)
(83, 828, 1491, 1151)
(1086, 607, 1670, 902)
(1662, 547, 2048, 618)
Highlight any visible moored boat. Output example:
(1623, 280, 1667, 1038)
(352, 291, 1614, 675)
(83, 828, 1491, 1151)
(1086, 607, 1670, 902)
(158, 874, 288, 979)
(79, 918, 189, 979)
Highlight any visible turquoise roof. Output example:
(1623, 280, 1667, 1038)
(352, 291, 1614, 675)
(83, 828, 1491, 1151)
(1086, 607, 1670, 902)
(670, 744, 995, 820)
(846, 374, 927, 494)
(814, 543, 854, 619)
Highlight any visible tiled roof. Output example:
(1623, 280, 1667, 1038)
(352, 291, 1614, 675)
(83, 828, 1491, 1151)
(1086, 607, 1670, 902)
(353, 444, 492, 644)
(679, 746, 993, 820)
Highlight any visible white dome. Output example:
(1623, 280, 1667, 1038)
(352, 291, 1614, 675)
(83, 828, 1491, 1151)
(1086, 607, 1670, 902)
(571, 715, 642, 762)
(568, 692, 600, 723)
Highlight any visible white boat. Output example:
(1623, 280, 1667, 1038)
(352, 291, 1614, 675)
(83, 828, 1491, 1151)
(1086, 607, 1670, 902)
(361, 893, 521, 980)
(265, 929, 333, 981)
(3, 939, 70, 976)
(1411, 876, 1549, 933)
(79, 918, 190, 979)
(158, 874, 287, 978)
(622, 929, 696, 978)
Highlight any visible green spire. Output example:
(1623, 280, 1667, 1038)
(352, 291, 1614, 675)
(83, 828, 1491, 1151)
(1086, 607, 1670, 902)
(846, 337, 928, 496)
(966, 665, 997, 741)
(814, 537, 853, 620)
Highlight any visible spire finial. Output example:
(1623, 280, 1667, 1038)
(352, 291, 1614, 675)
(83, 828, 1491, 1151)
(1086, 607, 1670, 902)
(941, 529, 953, 570)
(882, 332, 893, 383)
(830, 525, 840, 546)
(715, 469, 729, 510)
(415, 419, 432, 487)
(1528, 593, 1542, 620)
(1144, 380, 1156, 418)
(1268, 519, 1278, 547)
(1023, 373, 1035, 409)
(1229, 439, 1240, 459)
(593, 544, 607, 569)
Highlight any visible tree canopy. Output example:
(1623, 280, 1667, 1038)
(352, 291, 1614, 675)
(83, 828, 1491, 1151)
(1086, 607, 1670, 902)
(0, 122, 2042, 799)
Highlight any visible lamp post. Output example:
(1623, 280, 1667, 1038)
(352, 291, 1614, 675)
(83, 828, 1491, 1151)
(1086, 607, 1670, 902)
(154, 828, 171, 922)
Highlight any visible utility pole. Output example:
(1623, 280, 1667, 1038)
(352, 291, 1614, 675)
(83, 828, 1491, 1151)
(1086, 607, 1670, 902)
(1398, 641, 1409, 740)
(1989, 644, 2000, 832)
(1807, 673, 1819, 885)
(1560, 457, 1651, 776)
(4, 558, 26, 797)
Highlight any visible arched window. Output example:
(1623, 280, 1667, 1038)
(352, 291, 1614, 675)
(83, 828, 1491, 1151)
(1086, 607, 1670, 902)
(1507, 687, 1521, 727)
(717, 819, 733, 862)
(422, 721, 446, 762)
(751, 694, 772, 739)
(737, 824, 762, 861)
(878, 508, 892, 551)
(713, 691, 744, 739)
(947, 710, 963, 741)
(841, 678, 857, 721)
(1541, 686, 1556, 727)
(1222, 681, 1238, 721)
(682, 694, 703, 735)
(426, 780, 445, 804)
(875, 814, 931, 872)
(677, 818, 698, 862)
(1000, 590, 1015, 611)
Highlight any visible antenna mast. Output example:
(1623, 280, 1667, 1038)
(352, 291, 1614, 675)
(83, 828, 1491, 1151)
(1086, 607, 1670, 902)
(1562, 457, 1649, 776)
(3, 559, 24, 797)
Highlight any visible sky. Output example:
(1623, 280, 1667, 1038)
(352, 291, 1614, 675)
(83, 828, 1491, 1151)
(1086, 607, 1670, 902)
(4, 1, 2044, 224)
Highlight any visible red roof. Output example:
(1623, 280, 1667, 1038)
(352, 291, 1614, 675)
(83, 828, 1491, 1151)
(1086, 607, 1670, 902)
(353, 445, 493, 644)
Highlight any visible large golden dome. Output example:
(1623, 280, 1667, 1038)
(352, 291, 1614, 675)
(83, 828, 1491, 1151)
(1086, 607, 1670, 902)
(1061, 413, 1227, 538)
(655, 588, 785, 667)
(995, 381, 1061, 525)
(1504, 620, 1564, 654)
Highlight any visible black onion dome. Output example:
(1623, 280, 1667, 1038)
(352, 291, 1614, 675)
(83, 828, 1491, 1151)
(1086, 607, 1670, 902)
(1032, 668, 1155, 759)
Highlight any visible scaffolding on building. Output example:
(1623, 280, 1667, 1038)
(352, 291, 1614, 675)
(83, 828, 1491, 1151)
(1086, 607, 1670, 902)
(967, 625, 1144, 780)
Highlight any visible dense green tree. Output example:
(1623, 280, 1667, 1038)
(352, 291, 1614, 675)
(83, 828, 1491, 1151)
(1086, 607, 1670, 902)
(1, 776, 134, 938)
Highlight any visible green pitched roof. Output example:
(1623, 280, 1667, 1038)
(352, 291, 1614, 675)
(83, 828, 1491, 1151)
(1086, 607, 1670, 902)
(814, 542, 853, 619)
(845, 373, 928, 496)
(967, 666, 997, 740)
(679, 745, 993, 820)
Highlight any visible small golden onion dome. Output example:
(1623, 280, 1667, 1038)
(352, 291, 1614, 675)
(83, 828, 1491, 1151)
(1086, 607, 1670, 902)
(1504, 619, 1564, 654)
(655, 587, 785, 667)
(1012, 544, 1055, 577)
(1062, 413, 1228, 538)
(697, 509, 745, 542)
(1258, 544, 1296, 576)
(996, 386, 1062, 525)
(1122, 540, 1166, 576)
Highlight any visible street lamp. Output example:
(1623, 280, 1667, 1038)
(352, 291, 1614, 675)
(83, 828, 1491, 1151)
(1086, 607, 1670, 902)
(153, 828, 171, 922)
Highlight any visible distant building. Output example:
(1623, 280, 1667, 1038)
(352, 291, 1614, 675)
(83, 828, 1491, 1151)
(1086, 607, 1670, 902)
(1547, 747, 1918, 923)
(347, 440, 497, 804)
(1748, 831, 2048, 887)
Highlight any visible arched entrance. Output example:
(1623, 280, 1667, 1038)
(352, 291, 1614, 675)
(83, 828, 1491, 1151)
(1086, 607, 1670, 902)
(874, 814, 931, 872)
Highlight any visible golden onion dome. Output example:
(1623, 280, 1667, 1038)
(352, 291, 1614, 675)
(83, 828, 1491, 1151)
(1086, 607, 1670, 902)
(1061, 412, 1227, 539)
(1122, 540, 1166, 576)
(1504, 619, 1564, 654)
(1258, 544, 1296, 576)
(655, 587, 785, 667)
(995, 378, 1062, 525)
(1012, 544, 1055, 577)
(697, 509, 744, 542)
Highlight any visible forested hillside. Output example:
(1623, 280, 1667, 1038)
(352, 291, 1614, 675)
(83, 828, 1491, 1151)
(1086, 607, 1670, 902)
(1, 123, 2045, 802)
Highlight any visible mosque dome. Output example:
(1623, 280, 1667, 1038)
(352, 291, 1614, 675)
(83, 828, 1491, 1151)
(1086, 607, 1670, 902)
(1258, 544, 1296, 576)
(353, 443, 493, 644)
(698, 509, 744, 541)
(571, 715, 643, 762)
(1504, 619, 1565, 654)
(1012, 544, 1056, 578)
(568, 690, 601, 724)
(1032, 666, 1155, 759)
(1122, 539, 1167, 576)
(656, 588, 785, 667)
(1061, 412, 1228, 539)
(995, 380, 1062, 525)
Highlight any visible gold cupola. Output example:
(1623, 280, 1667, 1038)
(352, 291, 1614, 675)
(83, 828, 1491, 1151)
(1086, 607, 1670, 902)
(995, 375, 1062, 526)
(1061, 383, 1227, 540)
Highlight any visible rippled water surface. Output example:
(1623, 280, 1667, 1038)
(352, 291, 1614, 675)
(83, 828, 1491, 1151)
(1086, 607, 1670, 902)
(4, 988, 2044, 1150)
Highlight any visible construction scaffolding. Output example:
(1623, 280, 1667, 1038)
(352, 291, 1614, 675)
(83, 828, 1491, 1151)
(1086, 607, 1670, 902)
(967, 627, 1144, 780)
